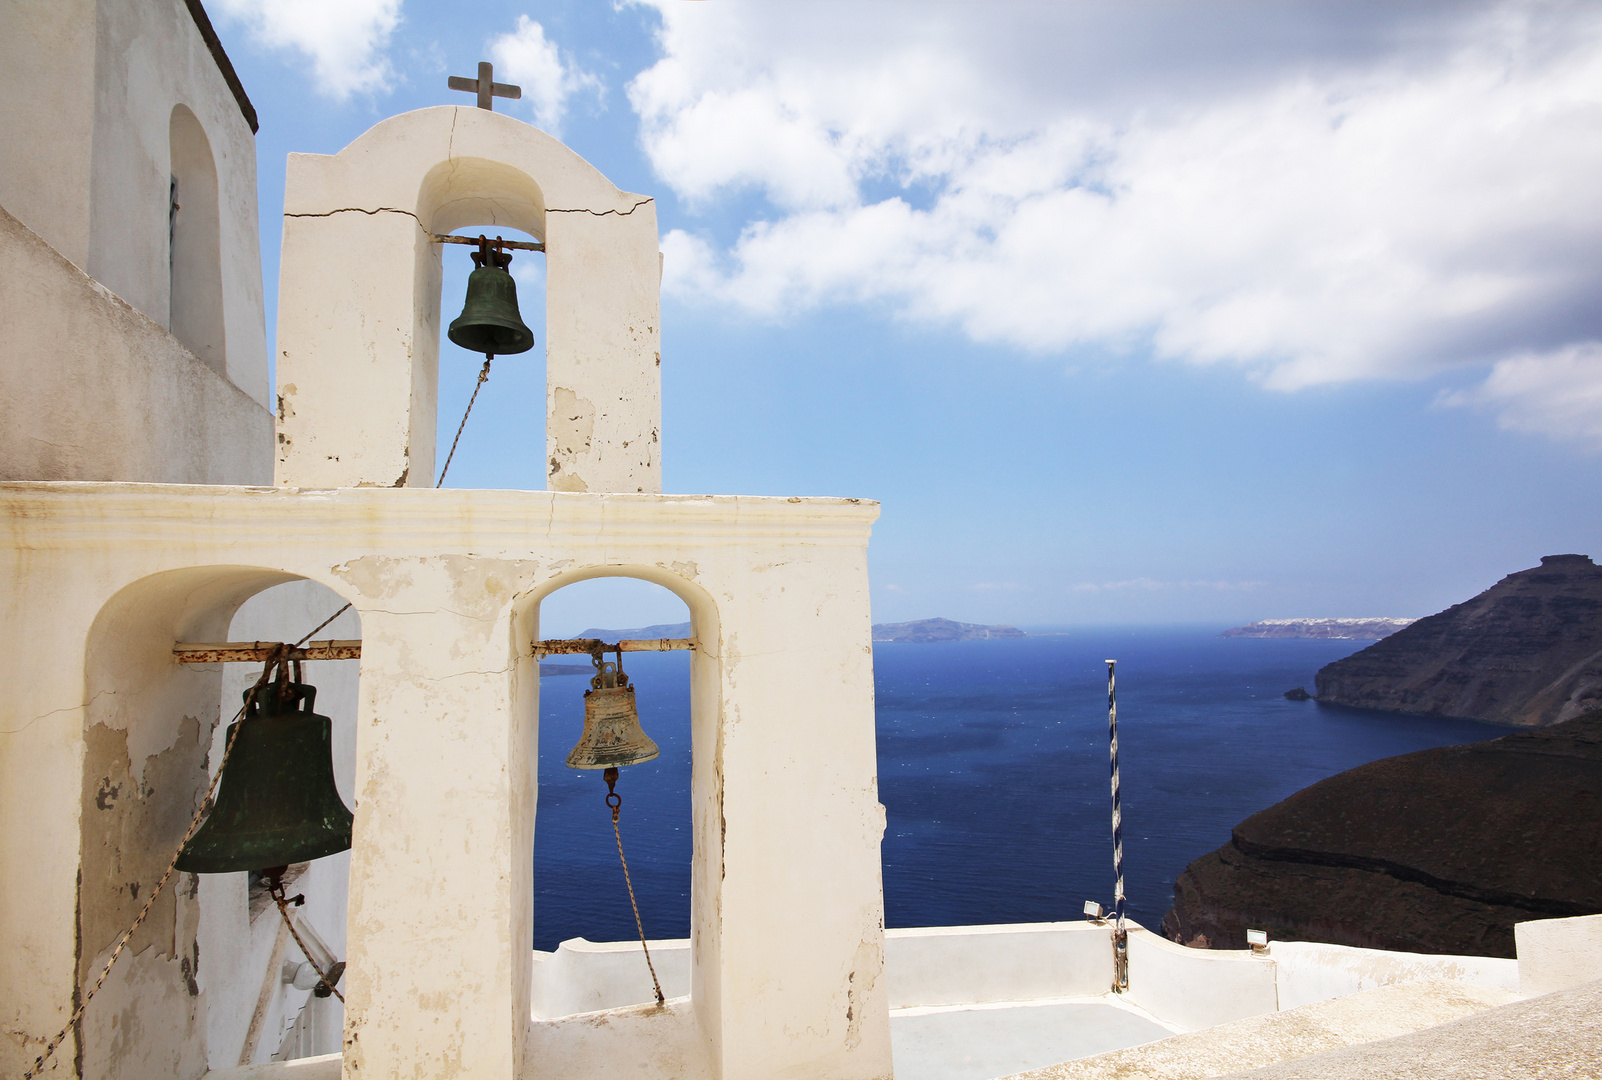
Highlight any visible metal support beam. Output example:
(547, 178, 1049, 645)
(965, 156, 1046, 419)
(173, 640, 362, 664)
(434, 233, 544, 252)
(532, 638, 695, 657)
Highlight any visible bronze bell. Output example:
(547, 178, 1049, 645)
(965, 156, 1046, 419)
(447, 235, 535, 358)
(176, 678, 354, 875)
(566, 653, 660, 769)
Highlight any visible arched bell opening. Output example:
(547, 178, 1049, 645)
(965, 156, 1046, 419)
(417, 156, 550, 491)
(514, 566, 722, 1019)
(215, 580, 360, 1064)
(78, 568, 361, 1076)
(433, 223, 547, 490)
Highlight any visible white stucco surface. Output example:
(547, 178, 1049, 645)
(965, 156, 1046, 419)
(0, 0, 268, 406)
(892, 1000, 1174, 1080)
(275, 106, 662, 493)
(1123, 929, 1279, 1031)
(1270, 940, 1517, 1012)
(1007, 978, 1517, 1080)
(0, 482, 888, 1080)
(531, 938, 692, 1019)
(1514, 912, 1602, 998)
(885, 923, 1114, 1008)
(1214, 978, 1602, 1080)
(0, 205, 273, 483)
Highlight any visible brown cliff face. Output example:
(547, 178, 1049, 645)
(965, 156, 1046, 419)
(1314, 554, 1602, 727)
(1160, 713, 1602, 957)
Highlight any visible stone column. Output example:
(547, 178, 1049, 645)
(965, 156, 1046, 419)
(695, 545, 894, 1080)
(339, 589, 530, 1080)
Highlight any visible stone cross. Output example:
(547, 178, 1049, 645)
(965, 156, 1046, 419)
(447, 62, 522, 111)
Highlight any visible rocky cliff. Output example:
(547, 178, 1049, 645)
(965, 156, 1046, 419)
(1314, 554, 1602, 727)
(1160, 712, 1602, 957)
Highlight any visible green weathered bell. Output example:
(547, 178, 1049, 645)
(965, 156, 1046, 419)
(176, 679, 353, 875)
(447, 240, 535, 357)
(565, 657, 660, 770)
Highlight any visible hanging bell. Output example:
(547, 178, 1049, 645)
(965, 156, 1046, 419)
(565, 653, 660, 770)
(447, 235, 535, 358)
(176, 678, 354, 875)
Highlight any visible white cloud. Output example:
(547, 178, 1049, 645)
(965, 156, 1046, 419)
(1439, 342, 1602, 450)
(632, 1, 1602, 444)
(213, 0, 400, 99)
(490, 16, 602, 136)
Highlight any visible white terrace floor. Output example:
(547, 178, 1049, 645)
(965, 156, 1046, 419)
(890, 996, 1178, 1080)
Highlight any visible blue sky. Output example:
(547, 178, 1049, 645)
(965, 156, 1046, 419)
(210, 0, 1602, 631)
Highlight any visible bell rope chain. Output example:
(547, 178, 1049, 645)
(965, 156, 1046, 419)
(604, 767, 667, 1006)
(436, 357, 491, 487)
(23, 608, 353, 1079)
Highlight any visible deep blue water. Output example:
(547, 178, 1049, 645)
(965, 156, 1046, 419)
(531, 628, 1500, 951)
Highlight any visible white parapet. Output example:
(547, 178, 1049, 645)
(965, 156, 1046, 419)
(885, 922, 1114, 1009)
(1515, 913, 1602, 998)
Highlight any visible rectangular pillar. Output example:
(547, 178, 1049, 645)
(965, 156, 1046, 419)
(340, 596, 530, 1079)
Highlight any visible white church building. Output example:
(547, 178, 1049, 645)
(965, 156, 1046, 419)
(3, 2, 1599, 1079)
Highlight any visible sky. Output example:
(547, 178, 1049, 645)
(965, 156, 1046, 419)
(208, 0, 1602, 631)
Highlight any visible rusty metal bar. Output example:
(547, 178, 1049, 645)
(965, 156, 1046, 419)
(173, 640, 362, 664)
(433, 233, 544, 252)
(532, 638, 695, 658)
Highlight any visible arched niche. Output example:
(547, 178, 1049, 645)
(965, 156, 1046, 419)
(274, 106, 662, 495)
(78, 566, 360, 1077)
(169, 105, 226, 375)
(511, 565, 723, 1023)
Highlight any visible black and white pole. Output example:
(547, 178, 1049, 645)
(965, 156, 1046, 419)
(1107, 659, 1129, 990)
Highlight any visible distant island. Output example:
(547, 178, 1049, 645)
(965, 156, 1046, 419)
(1222, 618, 1416, 640)
(573, 622, 690, 640)
(559, 617, 1024, 647)
(871, 617, 1025, 643)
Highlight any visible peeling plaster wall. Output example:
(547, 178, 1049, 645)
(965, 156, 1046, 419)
(72, 568, 294, 1079)
(274, 107, 661, 493)
(1, 485, 886, 1080)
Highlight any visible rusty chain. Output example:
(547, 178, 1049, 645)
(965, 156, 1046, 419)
(604, 767, 665, 1006)
(436, 359, 491, 487)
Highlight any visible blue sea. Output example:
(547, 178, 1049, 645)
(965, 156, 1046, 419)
(531, 627, 1500, 951)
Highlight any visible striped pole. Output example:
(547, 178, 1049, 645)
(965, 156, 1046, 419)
(1107, 659, 1129, 990)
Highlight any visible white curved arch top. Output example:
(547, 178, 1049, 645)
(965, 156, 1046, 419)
(275, 106, 661, 492)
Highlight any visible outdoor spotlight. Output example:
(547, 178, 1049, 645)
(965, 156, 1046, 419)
(1084, 900, 1106, 921)
(1246, 928, 1270, 954)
